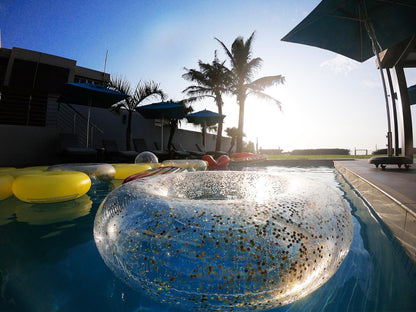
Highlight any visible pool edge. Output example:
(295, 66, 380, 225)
(334, 161, 416, 266)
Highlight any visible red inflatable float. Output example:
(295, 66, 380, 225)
(230, 153, 268, 164)
(202, 155, 230, 170)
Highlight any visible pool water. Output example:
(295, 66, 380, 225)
(1, 166, 416, 312)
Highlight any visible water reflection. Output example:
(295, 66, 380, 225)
(15, 195, 92, 225)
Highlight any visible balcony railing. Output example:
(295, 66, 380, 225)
(0, 90, 104, 148)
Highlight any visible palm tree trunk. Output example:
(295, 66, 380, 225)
(168, 119, 177, 155)
(215, 93, 224, 153)
(236, 93, 245, 153)
(228, 137, 235, 155)
(202, 124, 206, 146)
(126, 110, 132, 150)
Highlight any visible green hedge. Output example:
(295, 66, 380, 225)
(291, 148, 350, 155)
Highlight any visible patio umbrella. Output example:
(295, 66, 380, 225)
(136, 102, 186, 150)
(185, 109, 225, 149)
(59, 83, 129, 147)
(408, 84, 416, 105)
(281, 0, 416, 156)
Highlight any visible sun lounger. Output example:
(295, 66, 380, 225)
(59, 133, 97, 163)
(154, 142, 189, 159)
(196, 143, 228, 158)
(170, 143, 191, 158)
(133, 138, 169, 160)
(173, 142, 204, 158)
(102, 139, 138, 163)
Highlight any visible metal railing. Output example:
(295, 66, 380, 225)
(0, 90, 104, 148)
(53, 100, 104, 148)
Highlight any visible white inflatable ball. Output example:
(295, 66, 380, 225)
(135, 151, 158, 164)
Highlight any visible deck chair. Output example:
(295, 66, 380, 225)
(173, 142, 204, 158)
(170, 143, 191, 159)
(102, 139, 138, 163)
(196, 143, 228, 158)
(59, 133, 97, 163)
(133, 138, 169, 160)
(154, 141, 178, 159)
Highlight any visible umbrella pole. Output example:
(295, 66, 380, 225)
(86, 97, 92, 148)
(375, 55, 393, 157)
(203, 122, 206, 152)
(161, 117, 164, 151)
(364, 16, 393, 157)
(386, 68, 400, 156)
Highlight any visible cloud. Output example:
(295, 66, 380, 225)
(363, 79, 381, 88)
(320, 55, 359, 75)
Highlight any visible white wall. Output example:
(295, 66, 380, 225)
(0, 112, 232, 167)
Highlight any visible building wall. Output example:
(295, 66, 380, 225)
(0, 47, 110, 127)
(0, 47, 233, 167)
(68, 104, 232, 153)
(0, 124, 60, 167)
(0, 102, 233, 167)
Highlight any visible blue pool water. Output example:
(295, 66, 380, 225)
(1, 166, 416, 312)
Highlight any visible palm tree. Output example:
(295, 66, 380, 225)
(109, 77, 166, 150)
(216, 32, 285, 153)
(225, 127, 241, 155)
(166, 99, 194, 154)
(182, 52, 232, 153)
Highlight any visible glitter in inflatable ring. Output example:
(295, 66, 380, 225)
(94, 171, 353, 311)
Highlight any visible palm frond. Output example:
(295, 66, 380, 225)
(246, 90, 282, 111)
(169, 98, 194, 114)
(225, 127, 244, 137)
(180, 96, 204, 104)
(215, 37, 236, 68)
(248, 75, 285, 91)
(109, 76, 132, 96)
(133, 80, 167, 107)
(183, 85, 217, 97)
(182, 67, 208, 84)
(108, 76, 133, 111)
(182, 53, 232, 107)
(109, 102, 127, 115)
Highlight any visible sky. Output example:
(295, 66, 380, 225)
(1, 0, 415, 153)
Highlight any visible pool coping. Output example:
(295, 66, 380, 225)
(233, 158, 354, 167)
(334, 160, 416, 265)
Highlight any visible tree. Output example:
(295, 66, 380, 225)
(165, 99, 194, 155)
(182, 52, 232, 153)
(225, 127, 241, 155)
(216, 32, 285, 152)
(109, 77, 166, 150)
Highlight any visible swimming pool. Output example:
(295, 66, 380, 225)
(0, 166, 415, 311)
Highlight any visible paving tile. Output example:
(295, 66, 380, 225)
(335, 160, 416, 264)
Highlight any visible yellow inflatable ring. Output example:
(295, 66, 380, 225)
(0, 175, 14, 200)
(0, 167, 16, 173)
(47, 163, 116, 183)
(112, 163, 157, 180)
(20, 166, 50, 171)
(2, 168, 44, 178)
(161, 159, 207, 171)
(12, 171, 91, 203)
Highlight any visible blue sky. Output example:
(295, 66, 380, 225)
(2, 0, 415, 152)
